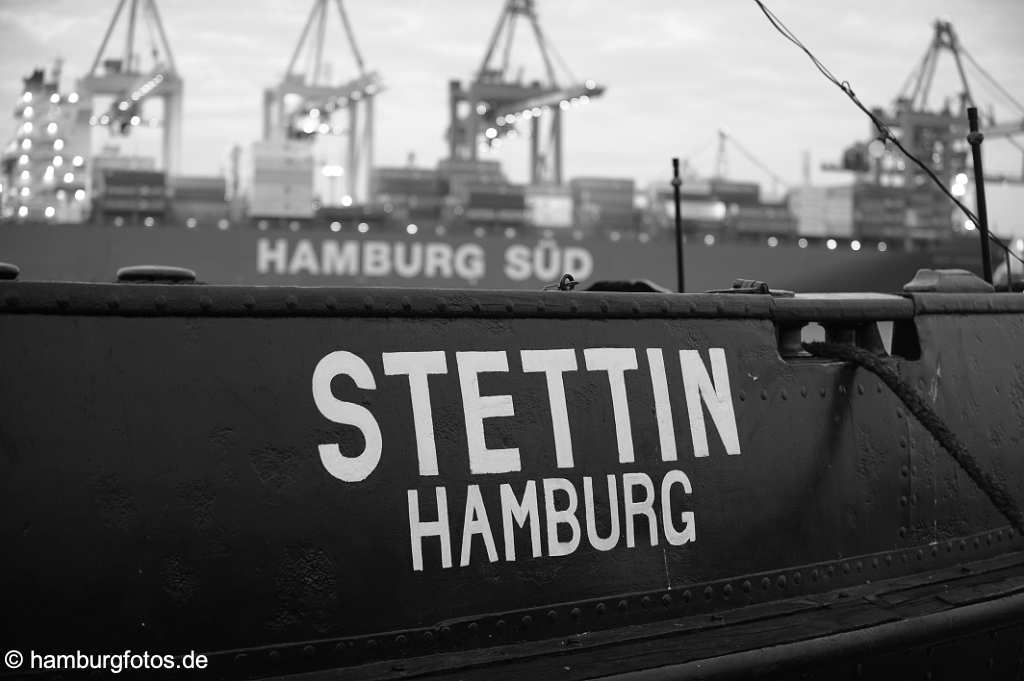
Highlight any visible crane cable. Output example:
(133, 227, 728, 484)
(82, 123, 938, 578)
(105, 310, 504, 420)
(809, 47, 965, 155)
(753, 0, 1024, 270)
(804, 342, 1024, 536)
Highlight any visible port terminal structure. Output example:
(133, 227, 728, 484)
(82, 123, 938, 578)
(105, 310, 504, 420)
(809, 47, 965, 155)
(76, 0, 183, 175)
(261, 0, 381, 205)
(447, 0, 604, 186)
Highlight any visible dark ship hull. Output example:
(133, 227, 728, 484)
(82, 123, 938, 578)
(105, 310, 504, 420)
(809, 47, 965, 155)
(1, 270, 1022, 679)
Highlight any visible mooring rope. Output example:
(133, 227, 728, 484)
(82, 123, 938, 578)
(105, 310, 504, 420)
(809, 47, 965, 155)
(803, 341, 1024, 535)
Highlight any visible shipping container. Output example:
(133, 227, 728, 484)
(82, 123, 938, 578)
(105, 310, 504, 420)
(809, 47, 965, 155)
(788, 187, 830, 236)
(170, 175, 227, 202)
(525, 185, 573, 228)
(709, 178, 761, 205)
(729, 202, 797, 234)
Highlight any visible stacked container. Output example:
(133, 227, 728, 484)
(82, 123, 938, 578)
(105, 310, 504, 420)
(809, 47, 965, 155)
(246, 141, 314, 219)
(92, 167, 167, 219)
(169, 175, 228, 225)
(372, 167, 446, 224)
(851, 184, 908, 240)
(728, 201, 797, 235)
(789, 187, 830, 236)
(570, 177, 635, 233)
(525, 184, 573, 229)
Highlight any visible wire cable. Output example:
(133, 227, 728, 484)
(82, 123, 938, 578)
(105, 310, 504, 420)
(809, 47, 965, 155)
(753, 0, 1024, 270)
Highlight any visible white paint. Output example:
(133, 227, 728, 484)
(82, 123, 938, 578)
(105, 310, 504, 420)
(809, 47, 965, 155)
(257, 237, 288, 273)
(520, 349, 577, 468)
(382, 351, 448, 476)
(460, 484, 499, 566)
(500, 481, 543, 560)
(456, 351, 521, 474)
(661, 470, 696, 545)
(584, 348, 639, 463)
(363, 241, 391, 276)
(320, 240, 359, 275)
(583, 475, 620, 552)
(407, 487, 452, 571)
(622, 472, 658, 547)
(680, 348, 741, 457)
(290, 239, 319, 274)
(312, 351, 382, 482)
(502, 244, 594, 282)
(646, 348, 678, 462)
(543, 478, 581, 557)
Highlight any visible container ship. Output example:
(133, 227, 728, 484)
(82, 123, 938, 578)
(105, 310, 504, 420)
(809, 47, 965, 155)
(0, 4, 1021, 293)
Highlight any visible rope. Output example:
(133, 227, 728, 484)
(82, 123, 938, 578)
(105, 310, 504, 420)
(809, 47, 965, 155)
(803, 341, 1024, 535)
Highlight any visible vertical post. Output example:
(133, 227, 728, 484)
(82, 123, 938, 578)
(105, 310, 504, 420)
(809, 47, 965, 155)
(348, 102, 359, 203)
(671, 157, 685, 293)
(966, 107, 992, 284)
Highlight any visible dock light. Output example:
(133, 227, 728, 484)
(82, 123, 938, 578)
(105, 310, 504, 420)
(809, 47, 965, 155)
(18, 206, 29, 217)
(218, 219, 230, 230)
(963, 219, 975, 231)
(21, 139, 31, 150)
(704, 234, 716, 246)
(186, 218, 198, 229)
(18, 154, 28, 165)
(580, 95, 590, 104)
(406, 223, 418, 235)
(585, 79, 596, 89)
(20, 187, 30, 197)
(341, 195, 353, 207)
(638, 232, 651, 243)
(318, 123, 330, 134)
(22, 92, 32, 103)
(74, 189, 85, 201)
(798, 238, 808, 248)
(321, 165, 344, 177)
(435, 224, 446, 235)
(523, 109, 534, 120)
(53, 155, 63, 167)
(46, 122, 57, 135)
(114, 217, 124, 227)
(767, 236, 779, 247)
(257, 220, 269, 231)
(63, 172, 74, 183)
(45, 206, 55, 218)
(72, 155, 84, 167)
(475, 103, 487, 115)
(301, 119, 317, 134)
(19, 170, 30, 181)
(506, 227, 518, 239)
(955, 173, 968, 185)
(49, 93, 60, 104)
(309, 108, 320, 118)
(357, 222, 369, 233)
(878, 242, 888, 252)
(118, 101, 130, 111)
(473, 227, 486, 238)
(851, 240, 861, 251)
(559, 100, 570, 111)
(22, 122, 33, 134)
(610, 230, 622, 242)
(56, 189, 66, 200)
(531, 107, 542, 117)
(53, 139, 64, 151)
(144, 217, 155, 227)
(130, 115, 141, 126)
(1014, 238, 1024, 253)
(67, 92, 79, 104)
(572, 230, 583, 241)
(100, 115, 110, 125)
(330, 221, 342, 232)
(826, 238, 838, 250)
(288, 222, 299, 232)
(23, 105, 33, 118)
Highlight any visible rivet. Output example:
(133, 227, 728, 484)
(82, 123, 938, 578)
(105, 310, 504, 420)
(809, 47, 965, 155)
(703, 586, 714, 600)
(974, 537, 981, 549)
(242, 295, 255, 310)
(595, 603, 606, 614)
(268, 650, 281, 662)
(570, 607, 581, 619)
(363, 296, 374, 311)
(495, 619, 507, 630)
(600, 300, 609, 313)
(916, 549, 924, 560)
(366, 639, 377, 649)
(900, 465, 909, 477)
(780, 390, 788, 401)
(286, 295, 298, 310)
(899, 526, 907, 538)
(960, 540, 967, 551)
(325, 296, 337, 310)
(422, 631, 434, 643)
(537, 301, 546, 313)
(440, 625, 451, 638)
(662, 593, 673, 606)
(857, 384, 864, 395)
(395, 635, 407, 647)
(521, 615, 533, 627)
(570, 301, 580, 313)
(761, 577, 771, 590)
(931, 545, 938, 556)
(617, 599, 628, 612)
(793, 571, 803, 584)
(199, 295, 212, 311)
(467, 622, 479, 633)
(760, 389, 768, 401)
(548, 609, 558, 621)
(896, 409, 903, 419)
(641, 596, 652, 608)
(855, 561, 862, 572)
(877, 383, 882, 394)
(437, 300, 448, 313)
(899, 438, 907, 449)
(723, 584, 733, 598)
(472, 301, 482, 313)
(800, 386, 807, 397)
(659, 300, 670, 314)
(742, 580, 752, 593)
(505, 301, 514, 313)
(986, 533, 993, 545)
(819, 387, 827, 397)
(399, 296, 412, 312)
(154, 295, 167, 311)
(333, 642, 348, 655)
(234, 653, 247, 664)
(811, 569, 819, 582)
(632, 302, 641, 315)
(738, 391, 746, 402)
(303, 645, 315, 657)
(776, 575, 787, 589)
(107, 297, 120, 310)
(839, 385, 847, 394)
(900, 496, 908, 507)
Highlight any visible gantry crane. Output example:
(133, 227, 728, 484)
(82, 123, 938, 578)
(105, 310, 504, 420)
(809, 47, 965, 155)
(831, 20, 1024, 187)
(263, 0, 380, 204)
(76, 0, 183, 174)
(448, 0, 604, 185)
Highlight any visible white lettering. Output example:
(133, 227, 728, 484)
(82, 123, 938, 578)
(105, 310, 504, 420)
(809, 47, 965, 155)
(321, 240, 359, 275)
(504, 245, 532, 281)
(647, 348, 678, 462)
(622, 472, 658, 547)
(408, 487, 452, 571)
(460, 484, 499, 566)
(563, 247, 594, 281)
(454, 243, 485, 281)
(583, 475, 620, 552)
(584, 348, 639, 463)
(520, 349, 577, 468)
(661, 470, 696, 545)
(257, 237, 288, 274)
(312, 351, 382, 482)
(382, 351, 448, 476)
(394, 242, 423, 278)
(500, 481, 543, 560)
(423, 243, 453, 278)
(544, 478, 581, 557)
(290, 239, 320, 275)
(456, 351, 521, 474)
(680, 348, 741, 457)
(363, 241, 391, 277)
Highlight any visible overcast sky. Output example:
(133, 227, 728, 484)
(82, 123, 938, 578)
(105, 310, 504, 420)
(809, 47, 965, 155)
(1, 0, 1023, 190)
